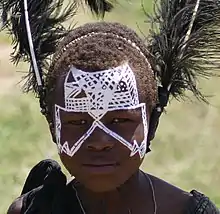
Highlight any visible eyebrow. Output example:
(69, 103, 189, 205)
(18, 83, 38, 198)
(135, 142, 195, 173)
(60, 111, 91, 119)
(106, 108, 142, 117)
(60, 108, 142, 119)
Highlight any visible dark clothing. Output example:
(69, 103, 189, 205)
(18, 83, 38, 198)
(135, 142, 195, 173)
(186, 190, 219, 214)
(19, 160, 219, 214)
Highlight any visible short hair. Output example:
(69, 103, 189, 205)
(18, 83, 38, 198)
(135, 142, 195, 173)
(45, 22, 157, 118)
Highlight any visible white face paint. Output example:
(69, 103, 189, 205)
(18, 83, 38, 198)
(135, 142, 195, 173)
(55, 62, 148, 158)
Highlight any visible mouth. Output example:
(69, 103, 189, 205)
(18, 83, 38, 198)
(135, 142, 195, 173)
(82, 162, 120, 174)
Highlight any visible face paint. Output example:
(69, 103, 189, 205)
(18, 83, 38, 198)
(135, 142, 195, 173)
(55, 63, 148, 158)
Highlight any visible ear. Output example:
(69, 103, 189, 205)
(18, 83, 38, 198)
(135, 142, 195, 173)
(48, 122, 57, 144)
(44, 112, 57, 144)
(146, 87, 169, 148)
(147, 105, 162, 142)
(41, 99, 57, 144)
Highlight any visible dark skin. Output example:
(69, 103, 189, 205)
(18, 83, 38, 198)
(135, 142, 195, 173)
(8, 70, 192, 214)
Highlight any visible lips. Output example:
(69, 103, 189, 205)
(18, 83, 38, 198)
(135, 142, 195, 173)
(82, 162, 119, 174)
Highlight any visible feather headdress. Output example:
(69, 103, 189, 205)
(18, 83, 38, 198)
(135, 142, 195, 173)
(147, 0, 220, 102)
(84, 0, 114, 16)
(0, 0, 78, 113)
(0, 0, 114, 109)
(146, 0, 220, 141)
(1, 0, 220, 142)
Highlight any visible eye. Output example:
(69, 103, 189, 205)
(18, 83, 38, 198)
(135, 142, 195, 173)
(65, 119, 87, 126)
(111, 118, 132, 124)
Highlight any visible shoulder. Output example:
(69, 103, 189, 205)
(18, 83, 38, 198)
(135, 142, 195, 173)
(146, 174, 219, 214)
(146, 174, 191, 214)
(186, 190, 220, 214)
(7, 197, 23, 214)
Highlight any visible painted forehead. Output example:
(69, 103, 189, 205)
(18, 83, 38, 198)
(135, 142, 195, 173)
(63, 62, 140, 113)
(55, 62, 148, 158)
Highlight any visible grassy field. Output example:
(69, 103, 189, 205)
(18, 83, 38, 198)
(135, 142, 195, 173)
(0, 0, 220, 213)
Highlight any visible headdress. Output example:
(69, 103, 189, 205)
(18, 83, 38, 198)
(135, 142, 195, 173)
(146, 0, 220, 141)
(1, 0, 220, 144)
(0, 0, 113, 115)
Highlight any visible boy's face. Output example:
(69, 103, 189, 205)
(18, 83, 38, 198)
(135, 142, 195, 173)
(53, 63, 149, 192)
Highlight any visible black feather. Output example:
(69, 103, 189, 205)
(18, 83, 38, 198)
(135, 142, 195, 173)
(0, 0, 77, 97)
(0, 0, 115, 98)
(147, 0, 220, 102)
(84, 0, 114, 17)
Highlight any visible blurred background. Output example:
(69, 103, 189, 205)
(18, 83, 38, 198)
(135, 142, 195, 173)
(0, 0, 220, 213)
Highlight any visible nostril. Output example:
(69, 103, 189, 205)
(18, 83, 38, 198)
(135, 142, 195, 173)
(103, 146, 112, 151)
(86, 143, 114, 151)
(87, 145, 94, 151)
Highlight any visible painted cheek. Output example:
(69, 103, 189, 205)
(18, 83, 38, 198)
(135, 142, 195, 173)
(61, 127, 82, 143)
(131, 123, 145, 144)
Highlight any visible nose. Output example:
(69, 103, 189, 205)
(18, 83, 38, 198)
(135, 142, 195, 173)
(85, 128, 115, 152)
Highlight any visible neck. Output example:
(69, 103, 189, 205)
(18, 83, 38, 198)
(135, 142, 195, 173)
(74, 170, 150, 213)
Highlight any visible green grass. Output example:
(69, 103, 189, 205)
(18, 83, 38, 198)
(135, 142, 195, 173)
(0, 32, 11, 44)
(0, 0, 220, 213)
